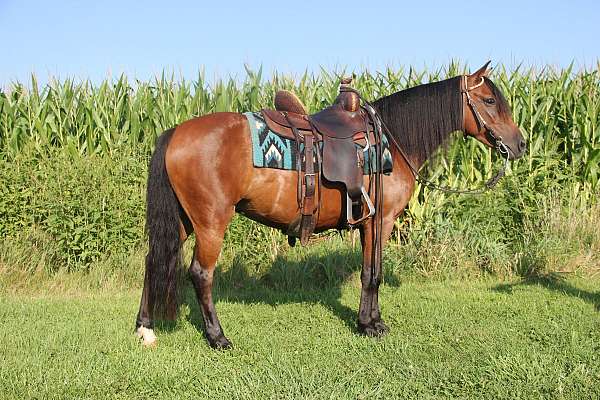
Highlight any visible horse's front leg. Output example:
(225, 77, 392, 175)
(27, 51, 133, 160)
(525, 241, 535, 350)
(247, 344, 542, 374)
(357, 221, 389, 337)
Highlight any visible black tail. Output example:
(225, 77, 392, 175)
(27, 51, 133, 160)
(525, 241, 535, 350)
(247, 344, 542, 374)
(145, 128, 180, 319)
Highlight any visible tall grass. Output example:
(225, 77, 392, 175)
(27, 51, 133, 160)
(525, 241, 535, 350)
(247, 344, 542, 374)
(0, 63, 598, 280)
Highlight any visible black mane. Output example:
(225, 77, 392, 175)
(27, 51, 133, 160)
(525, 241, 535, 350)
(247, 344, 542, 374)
(373, 76, 463, 165)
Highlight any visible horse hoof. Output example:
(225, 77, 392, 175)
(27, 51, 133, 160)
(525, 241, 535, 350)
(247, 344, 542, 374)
(358, 320, 389, 338)
(208, 335, 233, 350)
(136, 326, 157, 347)
(373, 320, 390, 335)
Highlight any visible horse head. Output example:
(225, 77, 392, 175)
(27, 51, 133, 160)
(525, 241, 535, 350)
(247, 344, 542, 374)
(462, 61, 526, 160)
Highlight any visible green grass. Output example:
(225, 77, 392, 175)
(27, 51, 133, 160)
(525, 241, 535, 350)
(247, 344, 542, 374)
(1, 63, 599, 398)
(1, 275, 599, 399)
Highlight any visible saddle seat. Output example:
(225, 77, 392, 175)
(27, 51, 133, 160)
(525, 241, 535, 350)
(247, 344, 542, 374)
(263, 83, 378, 144)
(261, 106, 376, 144)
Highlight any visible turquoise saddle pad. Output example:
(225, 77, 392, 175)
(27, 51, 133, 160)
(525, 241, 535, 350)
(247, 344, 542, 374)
(244, 112, 393, 174)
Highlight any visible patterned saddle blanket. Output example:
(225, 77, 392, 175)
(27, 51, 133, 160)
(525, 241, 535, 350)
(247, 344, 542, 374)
(244, 112, 393, 174)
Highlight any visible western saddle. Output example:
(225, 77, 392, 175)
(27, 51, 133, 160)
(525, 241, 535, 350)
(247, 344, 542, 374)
(261, 78, 384, 245)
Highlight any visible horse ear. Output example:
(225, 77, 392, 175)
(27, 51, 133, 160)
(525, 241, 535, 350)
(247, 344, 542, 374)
(471, 61, 492, 78)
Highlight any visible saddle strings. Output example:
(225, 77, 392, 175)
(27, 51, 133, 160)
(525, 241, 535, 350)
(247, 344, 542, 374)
(361, 102, 385, 287)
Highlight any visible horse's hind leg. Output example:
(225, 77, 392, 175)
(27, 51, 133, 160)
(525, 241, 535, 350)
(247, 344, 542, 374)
(136, 219, 190, 346)
(135, 267, 158, 346)
(188, 216, 233, 349)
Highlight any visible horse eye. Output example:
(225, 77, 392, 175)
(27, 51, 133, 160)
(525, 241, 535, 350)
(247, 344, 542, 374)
(484, 98, 496, 105)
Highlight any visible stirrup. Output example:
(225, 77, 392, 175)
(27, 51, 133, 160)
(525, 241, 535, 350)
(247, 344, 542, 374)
(346, 187, 375, 226)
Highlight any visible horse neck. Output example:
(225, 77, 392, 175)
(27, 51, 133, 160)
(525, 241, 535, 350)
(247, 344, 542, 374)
(373, 76, 463, 169)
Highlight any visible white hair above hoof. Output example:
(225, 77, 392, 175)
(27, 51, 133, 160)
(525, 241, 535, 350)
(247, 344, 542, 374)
(136, 326, 157, 347)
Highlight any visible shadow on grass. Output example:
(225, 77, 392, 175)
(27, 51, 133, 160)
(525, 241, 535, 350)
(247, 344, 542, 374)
(178, 246, 401, 337)
(492, 273, 600, 312)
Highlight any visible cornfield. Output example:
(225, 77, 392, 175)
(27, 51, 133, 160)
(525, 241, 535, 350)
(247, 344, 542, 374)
(2, 63, 599, 185)
(1, 63, 598, 274)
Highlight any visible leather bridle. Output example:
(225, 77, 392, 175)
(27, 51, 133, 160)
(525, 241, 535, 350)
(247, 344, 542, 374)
(461, 75, 511, 160)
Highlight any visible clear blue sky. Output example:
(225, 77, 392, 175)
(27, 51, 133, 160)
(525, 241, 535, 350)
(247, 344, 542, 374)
(1, 0, 598, 86)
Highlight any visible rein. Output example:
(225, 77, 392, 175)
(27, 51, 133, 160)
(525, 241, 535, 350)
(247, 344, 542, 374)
(362, 76, 510, 195)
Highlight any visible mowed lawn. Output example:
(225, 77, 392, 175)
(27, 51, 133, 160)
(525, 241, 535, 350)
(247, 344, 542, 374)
(1, 277, 599, 399)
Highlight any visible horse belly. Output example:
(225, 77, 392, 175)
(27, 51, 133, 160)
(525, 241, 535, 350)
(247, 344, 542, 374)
(237, 168, 346, 232)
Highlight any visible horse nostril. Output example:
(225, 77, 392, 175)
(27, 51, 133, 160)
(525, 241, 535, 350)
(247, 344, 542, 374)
(518, 139, 526, 152)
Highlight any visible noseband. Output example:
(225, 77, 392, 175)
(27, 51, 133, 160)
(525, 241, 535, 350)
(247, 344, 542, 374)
(461, 75, 511, 159)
